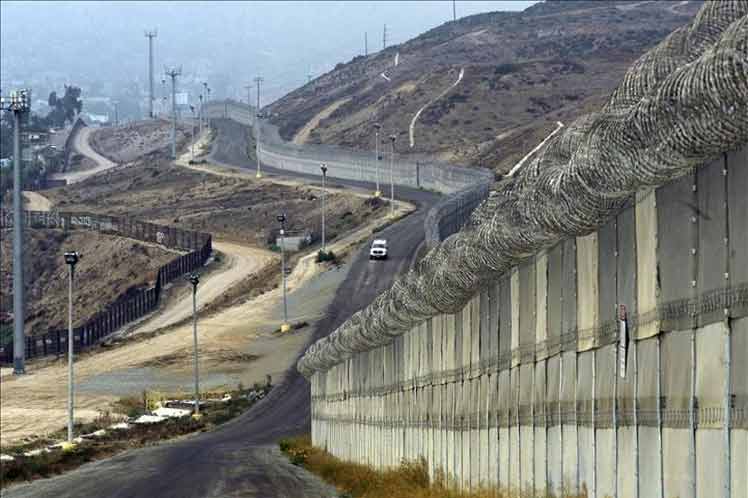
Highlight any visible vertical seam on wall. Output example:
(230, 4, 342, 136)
(614, 216, 620, 498)
(722, 153, 731, 498)
(690, 169, 698, 498)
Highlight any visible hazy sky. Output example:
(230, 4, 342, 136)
(2, 1, 536, 104)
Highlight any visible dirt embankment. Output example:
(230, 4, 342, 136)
(0, 230, 178, 336)
(45, 158, 387, 249)
(89, 120, 191, 163)
(266, 0, 701, 173)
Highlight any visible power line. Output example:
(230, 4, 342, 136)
(144, 29, 157, 119)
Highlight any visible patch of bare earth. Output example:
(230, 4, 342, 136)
(45, 158, 388, 248)
(89, 120, 190, 163)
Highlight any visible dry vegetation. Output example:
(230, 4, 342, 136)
(0, 385, 270, 488)
(89, 119, 191, 163)
(280, 435, 589, 498)
(0, 229, 177, 336)
(266, 0, 700, 173)
(45, 157, 387, 248)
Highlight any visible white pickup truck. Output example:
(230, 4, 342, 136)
(369, 239, 388, 260)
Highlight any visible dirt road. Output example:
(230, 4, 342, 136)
(132, 241, 275, 335)
(53, 127, 118, 184)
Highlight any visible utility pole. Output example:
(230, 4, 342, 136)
(198, 94, 204, 137)
(165, 66, 182, 159)
(244, 84, 252, 106)
(373, 123, 382, 197)
(145, 30, 157, 119)
(383, 24, 387, 50)
(320, 164, 328, 253)
(188, 274, 201, 415)
(365, 32, 368, 56)
(64, 251, 80, 442)
(389, 135, 396, 217)
(254, 76, 264, 178)
(1, 89, 31, 375)
(113, 101, 119, 126)
(277, 214, 290, 333)
(453, 0, 457, 21)
(189, 105, 196, 160)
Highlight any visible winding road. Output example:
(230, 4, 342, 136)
(4, 119, 441, 498)
(53, 127, 118, 184)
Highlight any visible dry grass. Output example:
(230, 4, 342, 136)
(279, 435, 589, 498)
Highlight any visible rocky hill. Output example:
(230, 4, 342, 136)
(266, 0, 701, 173)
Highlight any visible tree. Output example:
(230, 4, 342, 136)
(45, 85, 83, 127)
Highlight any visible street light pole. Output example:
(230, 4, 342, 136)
(320, 163, 328, 252)
(188, 274, 201, 415)
(277, 213, 290, 333)
(198, 94, 204, 137)
(189, 105, 196, 160)
(165, 66, 182, 160)
(389, 134, 396, 217)
(1, 89, 31, 375)
(254, 76, 264, 179)
(374, 123, 381, 197)
(64, 251, 80, 442)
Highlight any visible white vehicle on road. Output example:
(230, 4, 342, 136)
(369, 239, 388, 260)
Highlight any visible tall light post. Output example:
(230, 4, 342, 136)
(198, 94, 204, 136)
(203, 82, 208, 103)
(373, 123, 382, 197)
(145, 29, 157, 119)
(161, 78, 167, 118)
(389, 134, 396, 217)
(188, 273, 201, 415)
(64, 251, 80, 442)
(189, 105, 196, 160)
(277, 213, 290, 333)
(165, 66, 182, 160)
(254, 76, 264, 179)
(320, 163, 328, 252)
(1, 89, 31, 375)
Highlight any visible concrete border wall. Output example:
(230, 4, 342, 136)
(310, 146, 748, 497)
(203, 100, 494, 244)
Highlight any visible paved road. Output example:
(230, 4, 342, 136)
(4, 119, 440, 498)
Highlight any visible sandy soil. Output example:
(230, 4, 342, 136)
(22, 191, 53, 211)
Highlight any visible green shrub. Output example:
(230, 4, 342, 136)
(316, 250, 336, 263)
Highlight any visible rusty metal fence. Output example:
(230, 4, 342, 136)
(0, 209, 212, 364)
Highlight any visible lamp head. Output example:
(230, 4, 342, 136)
(188, 273, 200, 287)
(64, 251, 80, 266)
(320, 163, 328, 174)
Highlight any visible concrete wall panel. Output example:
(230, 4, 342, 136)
(577, 233, 599, 351)
(635, 190, 659, 339)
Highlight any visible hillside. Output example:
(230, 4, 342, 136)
(266, 0, 701, 173)
(0, 229, 176, 336)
